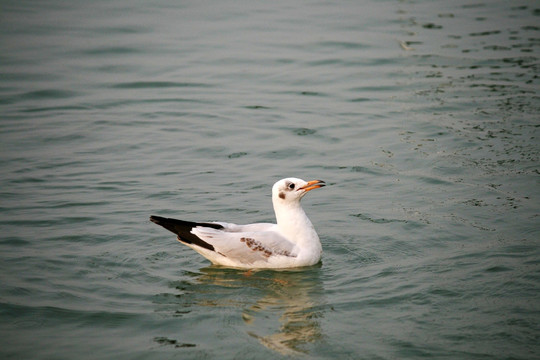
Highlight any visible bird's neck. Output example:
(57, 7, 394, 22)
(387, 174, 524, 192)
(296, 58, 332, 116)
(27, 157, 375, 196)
(274, 202, 320, 249)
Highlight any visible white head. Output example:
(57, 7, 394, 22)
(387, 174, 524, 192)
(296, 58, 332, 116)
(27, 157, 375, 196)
(271, 177, 325, 206)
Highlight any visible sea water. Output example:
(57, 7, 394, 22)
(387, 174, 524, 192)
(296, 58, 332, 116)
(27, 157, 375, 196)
(1, 0, 538, 358)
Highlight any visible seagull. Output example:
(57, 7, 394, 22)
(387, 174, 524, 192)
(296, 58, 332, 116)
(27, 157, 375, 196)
(150, 178, 325, 269)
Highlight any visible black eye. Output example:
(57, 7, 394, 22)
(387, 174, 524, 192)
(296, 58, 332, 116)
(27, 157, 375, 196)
(288, 183, 295, 190)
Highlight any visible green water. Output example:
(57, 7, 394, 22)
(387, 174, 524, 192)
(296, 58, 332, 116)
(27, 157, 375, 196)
(1, 0, 539, 358)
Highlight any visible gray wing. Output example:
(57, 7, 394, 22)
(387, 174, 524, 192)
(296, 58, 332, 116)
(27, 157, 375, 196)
(191, 225, 297, 263)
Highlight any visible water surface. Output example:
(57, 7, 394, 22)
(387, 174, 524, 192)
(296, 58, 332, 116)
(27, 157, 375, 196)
(1, 0, 539, 359)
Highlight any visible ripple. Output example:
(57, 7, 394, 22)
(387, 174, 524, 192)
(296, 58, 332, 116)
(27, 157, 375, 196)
(80, 46, 142, 56)
(293, 128, 316, 136)
(19, 89, 80, 100)
(110, 81, 213, 89)
(351, 213, 408, 224)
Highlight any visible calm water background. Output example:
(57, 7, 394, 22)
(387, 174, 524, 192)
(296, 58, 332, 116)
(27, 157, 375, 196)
(1, 0, 539, 358)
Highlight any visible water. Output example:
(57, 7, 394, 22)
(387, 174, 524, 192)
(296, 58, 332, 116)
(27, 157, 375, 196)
(1, 0, 539, 358)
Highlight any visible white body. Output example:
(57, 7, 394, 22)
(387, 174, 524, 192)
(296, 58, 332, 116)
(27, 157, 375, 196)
(170, 178, 325, 269)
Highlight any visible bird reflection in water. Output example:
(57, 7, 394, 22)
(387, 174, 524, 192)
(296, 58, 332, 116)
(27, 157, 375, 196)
(194, 265, 325, 355)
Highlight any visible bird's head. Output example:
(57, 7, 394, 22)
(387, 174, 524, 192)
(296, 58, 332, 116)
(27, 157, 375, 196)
(272, 177, 325, 204)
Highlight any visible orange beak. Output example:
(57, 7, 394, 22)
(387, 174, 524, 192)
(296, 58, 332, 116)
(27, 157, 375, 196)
(299, 180, 326, 192)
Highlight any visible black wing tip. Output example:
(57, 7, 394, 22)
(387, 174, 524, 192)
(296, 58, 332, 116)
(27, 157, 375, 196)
(149, 215, 164, 224)
(149, 215, 224, 230)
(149, 215, 222, 252)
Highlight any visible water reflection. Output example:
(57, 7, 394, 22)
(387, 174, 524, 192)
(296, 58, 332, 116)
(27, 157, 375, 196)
(193, 266, 325, 355)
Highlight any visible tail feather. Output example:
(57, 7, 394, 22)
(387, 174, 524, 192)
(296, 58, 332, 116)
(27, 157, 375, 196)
(149, 215, 222, 252)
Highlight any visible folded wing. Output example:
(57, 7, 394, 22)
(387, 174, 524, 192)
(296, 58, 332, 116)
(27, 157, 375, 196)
(192, 226, 297, 264)
(150, 215, 297, 266)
